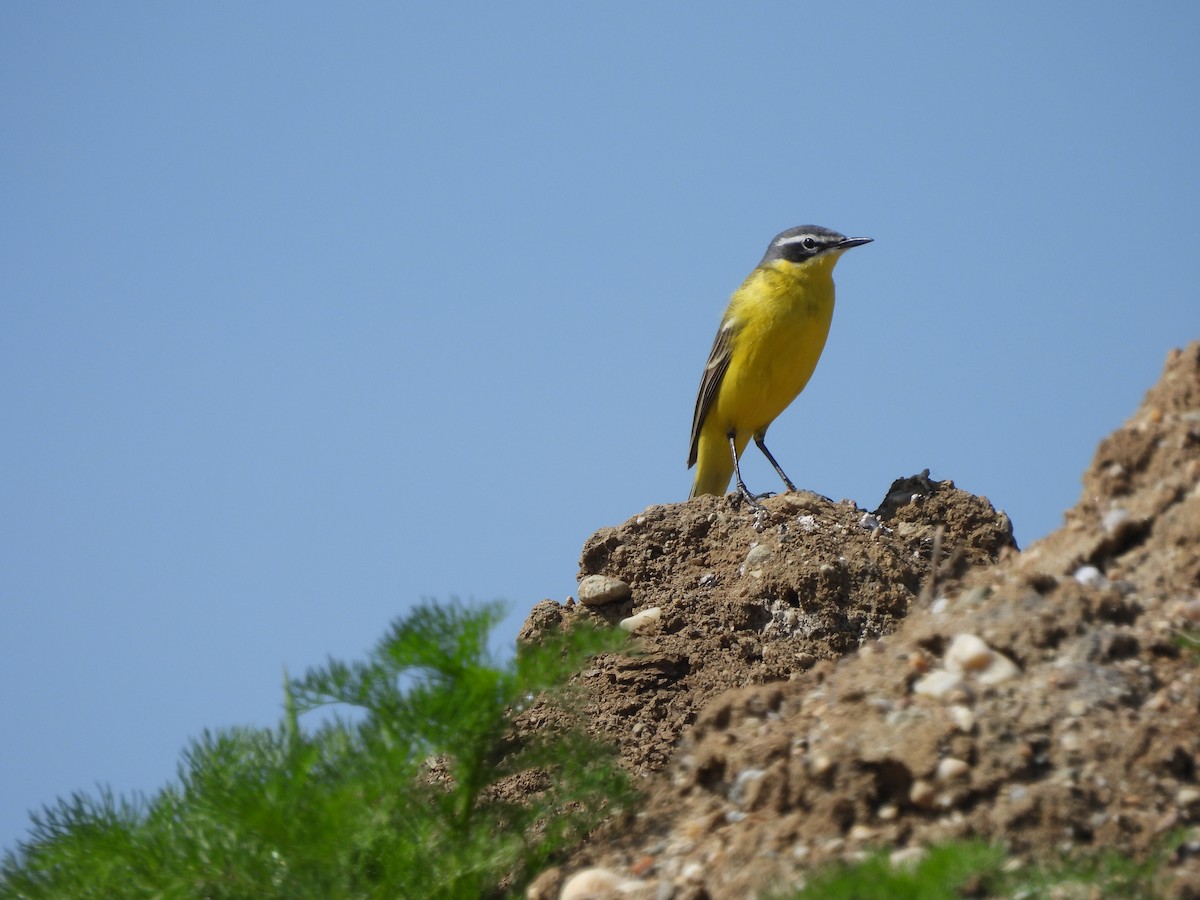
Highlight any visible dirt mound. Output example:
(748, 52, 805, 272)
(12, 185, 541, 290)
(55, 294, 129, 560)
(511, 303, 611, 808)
(520, 342, 1200, 899)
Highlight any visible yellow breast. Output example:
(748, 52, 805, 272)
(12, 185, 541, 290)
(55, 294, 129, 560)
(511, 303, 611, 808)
(712, 256, 838, 435)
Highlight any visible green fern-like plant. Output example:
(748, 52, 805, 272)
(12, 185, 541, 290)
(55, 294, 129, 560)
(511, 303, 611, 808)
(1, 601, 631, 899)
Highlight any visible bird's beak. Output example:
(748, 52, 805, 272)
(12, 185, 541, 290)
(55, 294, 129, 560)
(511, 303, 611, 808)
(839, 236, 873, 249)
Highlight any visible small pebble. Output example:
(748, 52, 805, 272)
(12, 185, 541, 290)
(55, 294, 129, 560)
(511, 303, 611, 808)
(559, 867, 636, 900)
(848, 824, 876, 842)
(890, 846, 927, 869)
(578, 574, 632, 607)
(729, 768, 766, 807)
(936, 757, 970, 782)
(1177, 788, 1200, 808)
(977, 651, 1021, 685)
(796, 514, 818, 532)
(1073, 565, 1105, 587)
(944, 634, 994, 673)
(1059, 732, 1083, 753)
(744, 543, 772, 566)
(909, 779, 936, 807)
(619, 606, 662, 633)
(1145, 691, 1170, 712)
(949, 704, 976, 732)
(1102, 507, 1130, 533)
(809, 753, 834, 776)
(628, 855, 656, 878)
(913, 669, 969, 701)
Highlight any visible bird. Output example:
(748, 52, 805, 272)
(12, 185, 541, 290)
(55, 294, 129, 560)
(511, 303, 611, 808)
(687, 225, 872, 503)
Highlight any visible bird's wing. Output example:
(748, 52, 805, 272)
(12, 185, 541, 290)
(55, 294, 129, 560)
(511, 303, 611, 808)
(687, 320, 735, 468)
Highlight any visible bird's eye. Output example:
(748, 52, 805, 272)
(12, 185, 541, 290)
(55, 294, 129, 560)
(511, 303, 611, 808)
(803, 237, 817, 250)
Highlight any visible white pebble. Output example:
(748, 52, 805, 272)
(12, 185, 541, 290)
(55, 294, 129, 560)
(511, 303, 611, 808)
(977, 651, 1021, 685)
(1177, 788, 1200, 808)
(796, 514, 818, 532)
(913, 669, 968, 700)
(578, 574, 632, 607)
(936, 757, 970, 782)
(890, 846, 927, 869)
(729, 768, 766, 806)
(909, 779, 936, 807)
(944, 634, 994, 673)
(949, 704, 976, 732)
(744, 543, 772, 566)
(808, 753, 834, 776)
(559, 867, 638, 899)
(1073, 565, 1105, 587)
(618, 606, 662, 634)
(1102, 507, 1130, 534)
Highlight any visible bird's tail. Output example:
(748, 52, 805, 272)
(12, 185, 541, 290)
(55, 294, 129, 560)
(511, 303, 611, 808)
(688, 436, 737, 499)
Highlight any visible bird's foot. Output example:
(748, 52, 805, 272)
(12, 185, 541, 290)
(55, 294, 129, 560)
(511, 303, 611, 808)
(735, 485, 774, 512)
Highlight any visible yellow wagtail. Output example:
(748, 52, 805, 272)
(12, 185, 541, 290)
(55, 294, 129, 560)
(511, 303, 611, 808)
(687, 225, 871, 503)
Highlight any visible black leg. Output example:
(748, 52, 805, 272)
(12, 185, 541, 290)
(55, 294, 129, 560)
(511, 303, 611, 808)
(728, 432, 768, 509)
(754, 435, 797, 493)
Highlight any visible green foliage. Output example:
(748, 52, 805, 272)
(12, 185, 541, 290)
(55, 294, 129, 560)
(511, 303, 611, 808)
(1, 601, 632, 899)
(1002, 841, 1165, 899)
(1174, 627, 1200, 661)
(785, 841, 1005, 900)
(776, 839, 1165, 899)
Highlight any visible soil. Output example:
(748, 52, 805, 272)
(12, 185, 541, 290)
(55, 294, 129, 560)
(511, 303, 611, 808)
(516, 341, 1200, 899)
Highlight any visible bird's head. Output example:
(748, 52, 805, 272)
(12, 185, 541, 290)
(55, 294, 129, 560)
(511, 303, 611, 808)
(761, 226, 872, 266)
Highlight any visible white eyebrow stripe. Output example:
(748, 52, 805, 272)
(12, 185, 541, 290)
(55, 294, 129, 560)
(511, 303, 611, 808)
(774, 234, 817, 246)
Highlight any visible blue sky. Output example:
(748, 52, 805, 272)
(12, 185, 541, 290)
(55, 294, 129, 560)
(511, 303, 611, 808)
(2, 3, 1197, 851)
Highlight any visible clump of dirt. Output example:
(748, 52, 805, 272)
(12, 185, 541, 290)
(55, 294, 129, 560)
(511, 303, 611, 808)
(518, 342, 1200, 900)
(519, 474, 1013, 775)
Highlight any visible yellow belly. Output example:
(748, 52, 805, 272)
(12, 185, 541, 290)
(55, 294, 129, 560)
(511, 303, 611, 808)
(710, 260, 835, 438)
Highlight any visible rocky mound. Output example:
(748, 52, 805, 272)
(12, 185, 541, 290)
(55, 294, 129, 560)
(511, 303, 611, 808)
(520, 341, 1200, 899)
